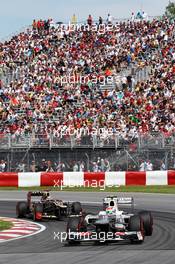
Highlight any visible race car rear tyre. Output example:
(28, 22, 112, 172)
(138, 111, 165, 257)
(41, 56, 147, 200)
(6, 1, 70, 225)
(139, 211, 153, 236)
(16, 201, 28, 218)
(128, 215, 144, 244)
(33, 203, 43, 221)
(71, 202, 82, 214)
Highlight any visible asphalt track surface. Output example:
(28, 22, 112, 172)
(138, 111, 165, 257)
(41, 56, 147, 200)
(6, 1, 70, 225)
(0, 191, 175, 264)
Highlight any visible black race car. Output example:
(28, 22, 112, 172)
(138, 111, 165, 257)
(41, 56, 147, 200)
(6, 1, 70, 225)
(16, 191, 81, 221)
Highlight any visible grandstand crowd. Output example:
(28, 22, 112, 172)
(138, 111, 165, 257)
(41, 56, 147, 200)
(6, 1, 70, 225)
(0, 14, 175, 146)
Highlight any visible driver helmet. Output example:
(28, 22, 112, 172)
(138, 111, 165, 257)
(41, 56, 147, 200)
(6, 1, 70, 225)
(106, 207, 115, 215)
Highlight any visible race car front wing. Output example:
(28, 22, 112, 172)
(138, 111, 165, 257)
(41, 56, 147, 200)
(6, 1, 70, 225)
(66, 230, 144, 243)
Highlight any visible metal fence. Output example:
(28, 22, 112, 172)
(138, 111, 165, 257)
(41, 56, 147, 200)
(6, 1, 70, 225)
(0, 146, 174, 172)
(0, 133, 175, 172)
(0, 133, 174, 150)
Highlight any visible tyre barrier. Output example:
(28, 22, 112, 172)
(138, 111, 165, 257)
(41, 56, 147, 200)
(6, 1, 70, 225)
(0, 171, 175, 187)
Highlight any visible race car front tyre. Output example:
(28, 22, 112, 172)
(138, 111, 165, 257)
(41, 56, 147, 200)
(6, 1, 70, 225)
(139, 211, 153, 236)
(16, 201, 28, 218)
(71, 202, 82, 215)
(67, 216, 80, 245)
(33, 203, 43, 221)
(67, 216, 80, 232)
(128, 215, 144, 244)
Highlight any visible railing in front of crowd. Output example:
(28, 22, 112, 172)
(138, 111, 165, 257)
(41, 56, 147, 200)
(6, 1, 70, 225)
(0, 133, 174, 150)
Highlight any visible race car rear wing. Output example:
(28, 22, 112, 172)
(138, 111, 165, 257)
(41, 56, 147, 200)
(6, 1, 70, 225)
(116, 197, 134, 205)
(103, 196, 134, 211)
(27, 191, 50, 205)
(28, 191, 50, 197)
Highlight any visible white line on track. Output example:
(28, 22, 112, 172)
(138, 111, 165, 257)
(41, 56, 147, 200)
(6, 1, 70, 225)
(0, 234, 21, 237)
(1, 230, 35, 234)
(11, 227, 39, 230)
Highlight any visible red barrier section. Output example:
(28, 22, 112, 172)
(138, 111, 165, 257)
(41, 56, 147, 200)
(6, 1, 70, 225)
(84, 172, 105, 187)
(0, 173, 18, 187)
(126, 171, 146, 185)
(168, 171, 175, 185)
(0, 171, 175, 187)
(41, 172, 63, 186)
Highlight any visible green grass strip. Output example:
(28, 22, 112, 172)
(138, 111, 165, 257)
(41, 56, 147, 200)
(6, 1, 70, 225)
(0, 220, 13, 231)
(0, 185, 175, 193)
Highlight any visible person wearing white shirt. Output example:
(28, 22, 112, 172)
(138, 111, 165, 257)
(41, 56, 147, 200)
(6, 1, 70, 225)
(0, 160, 6, 172)
(139, 161, 147, 171)
(73, 163, 79, 172)
(147, 161, 153, 171)
(131, 12, 135, 22)
(142, 11, 148, 21)
(107, 14, 112, 24)
(160, 161, 166, 171)
(79, 162, 85, 172)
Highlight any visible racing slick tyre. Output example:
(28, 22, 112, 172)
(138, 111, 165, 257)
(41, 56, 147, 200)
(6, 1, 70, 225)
(139, 211, 153, 236)
(128, 215, 144, 244)
(33, 203, 43, 221)
(67, 216, 80, 232)
(71, 202, 82, 215)
(16, 201, 28, 218)
(67, 216, 81, 245)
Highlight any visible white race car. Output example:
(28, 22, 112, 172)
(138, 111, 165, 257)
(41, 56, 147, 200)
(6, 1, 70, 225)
(66, 196, 153, 244)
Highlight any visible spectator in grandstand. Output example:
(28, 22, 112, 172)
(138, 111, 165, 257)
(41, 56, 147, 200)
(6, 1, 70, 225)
(131, 12, 135, 21)
(71, 14, 77, 24)
(97, 157, 101, 170)
(173, 160, 175, 169)
(56, 162, 66, 172)
(92, 162, 99, 172)
(142, 11, 148, 21)
(87, 15, 93, 26)
(146, 160, 153, 171)
(0, 160, 7, 172)
(136, 11, 143, 19)
(139, 160, 147, 171)
(30, 161, 36, 172)
(16, 161, 26, 172)
(46, 160, 54, 172)
(160, 161, 166, 170)
(100, 158, 105, 171)
(32, 19, 37, 30)
(105, 158, 111, 171)
(79, 161, 85, 172)
(99, 16, 103, 25)
(38, 159, 48, 171)
(73, 162, 79, 172)
(107, 13, 112, 24)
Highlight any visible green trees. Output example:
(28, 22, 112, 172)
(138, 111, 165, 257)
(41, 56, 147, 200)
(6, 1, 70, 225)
(165, 1, 175, 17)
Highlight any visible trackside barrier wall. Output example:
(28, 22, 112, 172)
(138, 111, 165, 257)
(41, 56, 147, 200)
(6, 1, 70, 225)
(0, 171, 175, 187)
(0, 173, 18, 187)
